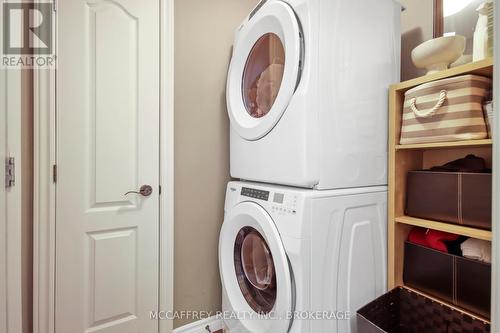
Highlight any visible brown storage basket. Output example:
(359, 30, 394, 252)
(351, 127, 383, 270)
(403, 242, 491, 318)
(357, 287, 490, 333)
(406, 171, 492, 230)
(400, 74, 491, 145)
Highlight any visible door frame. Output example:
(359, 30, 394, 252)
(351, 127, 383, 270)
(492, 1, 499, 330)
(1, 69, 24, 333)
(32, 1, 175, 332)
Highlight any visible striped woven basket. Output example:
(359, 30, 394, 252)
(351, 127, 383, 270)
(400, 74, 492, 145)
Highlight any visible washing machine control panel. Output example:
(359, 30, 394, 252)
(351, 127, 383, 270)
(241, 187, 270, 201)
(270, 192, 298, 216)
(234, 184, 299, 216)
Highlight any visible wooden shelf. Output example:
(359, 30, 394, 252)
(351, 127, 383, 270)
(396, 139, 493, 151)
(388, 55, 494, 301)
(395, 216, 492, 241)
(404, 286, 491, 324)
(391, 57, 493, 92)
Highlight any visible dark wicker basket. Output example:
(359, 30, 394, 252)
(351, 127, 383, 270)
(357, 287, 490, 333)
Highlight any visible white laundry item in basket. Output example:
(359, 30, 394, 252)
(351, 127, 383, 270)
(461, 238, 491, 263)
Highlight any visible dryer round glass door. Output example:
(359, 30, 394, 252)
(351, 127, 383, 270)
(242, 33, 285, 119)
(219, 202, 294, 332)
(227, 0, 303, 140)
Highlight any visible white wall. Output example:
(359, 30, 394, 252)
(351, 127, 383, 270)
(399, 0, 434, 80)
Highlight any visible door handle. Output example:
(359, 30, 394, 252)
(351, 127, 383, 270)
(124, 185, 153, 197)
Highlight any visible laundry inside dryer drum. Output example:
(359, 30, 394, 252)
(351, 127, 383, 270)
(242, 33, 285, 119)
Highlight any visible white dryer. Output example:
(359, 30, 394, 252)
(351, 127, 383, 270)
(227, 0, 401, 189)
(219, 181, 387, 333)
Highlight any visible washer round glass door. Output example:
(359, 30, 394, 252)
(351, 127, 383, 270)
(226, 0, 302, 140)
(235, 226, 277, 313)
(219, 202, 294, 332)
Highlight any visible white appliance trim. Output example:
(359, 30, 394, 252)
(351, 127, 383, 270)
(32, 1, 175, 332)
(173, 316, 224, 333)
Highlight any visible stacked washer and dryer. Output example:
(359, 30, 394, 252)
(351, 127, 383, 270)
(219, 0, 401, 332)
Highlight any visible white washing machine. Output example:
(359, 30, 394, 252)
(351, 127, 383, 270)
(227, 0, 401, 189)
(219, 181, 387, 333)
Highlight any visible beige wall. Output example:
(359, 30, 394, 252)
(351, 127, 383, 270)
(400, 0, 434, 80)
(174, 0, 259, 328)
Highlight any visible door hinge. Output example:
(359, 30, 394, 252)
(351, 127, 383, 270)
(52, 164, 57, 183)
(159, 185, 162, 195)
(53, 0, 57, 12)
(5, 157, 15, 188)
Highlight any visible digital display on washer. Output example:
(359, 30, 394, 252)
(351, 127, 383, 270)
(273, 193, 284, 204)
(241, 187, 269, 201)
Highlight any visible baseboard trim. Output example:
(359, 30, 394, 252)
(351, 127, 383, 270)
(173, 316, 224, 333)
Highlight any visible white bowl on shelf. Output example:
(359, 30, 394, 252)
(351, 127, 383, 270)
(411, 35, 466, 75)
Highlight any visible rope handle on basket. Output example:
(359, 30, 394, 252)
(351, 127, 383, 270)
(409, 90, 447, 118)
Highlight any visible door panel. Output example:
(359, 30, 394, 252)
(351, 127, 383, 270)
(88, 228, 137, 326)
(90, 1, 139, 207)
(56, 1, 159, 332)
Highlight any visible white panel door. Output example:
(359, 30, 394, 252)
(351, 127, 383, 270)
(55, 1, 160, 333)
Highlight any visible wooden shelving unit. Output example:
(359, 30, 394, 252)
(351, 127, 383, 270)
(395, 216, 492, 241)
(395, 139, 493, 151)
(393, 57, 493, 91)
(388, 58, 494, 322)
